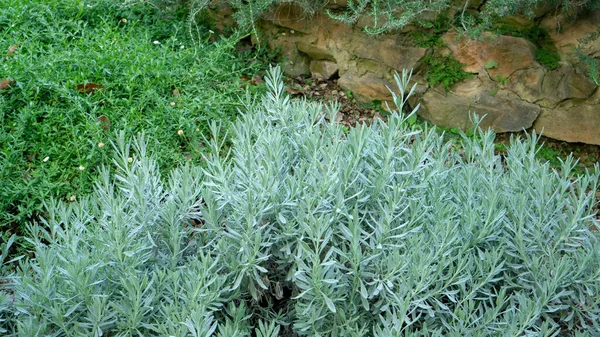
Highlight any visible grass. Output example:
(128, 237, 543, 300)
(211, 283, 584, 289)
(0, 0, 272, 246)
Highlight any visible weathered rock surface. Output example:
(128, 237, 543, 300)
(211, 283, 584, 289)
(541, 10, 600, 63)
(338, 71, 395, 103)
(534, 88, 600, 145)
(508, 64, 597, 107)
(310, 60, 339, 80)
(256, 3, 600, 144)
(442, 30, 538, 78)
(419, 78, 541, 132)
(507, 67, 546, 103)
(540, 64, 597, 106)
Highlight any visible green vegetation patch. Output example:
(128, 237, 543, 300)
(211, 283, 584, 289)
(423, 53, 472, 90)
(2, 67, 599, 336)
(0, 0, 271, 244)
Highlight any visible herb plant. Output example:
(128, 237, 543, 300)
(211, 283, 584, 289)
(2, 66, 599, 336)
(423, 53, 472, 90)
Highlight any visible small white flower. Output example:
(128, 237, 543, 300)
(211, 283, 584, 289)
(180, 45, 185, 49)
(128, 157, 133, 163)
(69, 195, 76, 201)
(153, 40, 160, 45)
(43, 156, 49, 162)
(177, 130, 184, 136)
(170, 102, 176, 107)
(79, 165, 85, 171)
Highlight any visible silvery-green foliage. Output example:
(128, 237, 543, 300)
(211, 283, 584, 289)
(1, 235, 19, 334)
(326, 0, 452, 35)
(7, 134, 229, 336)
(199, 65, 600, 336)
(3, 65, 600, 336)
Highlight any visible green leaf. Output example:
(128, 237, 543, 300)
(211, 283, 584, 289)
(322, 293, 337, 313)
(484, 60, 499, 69)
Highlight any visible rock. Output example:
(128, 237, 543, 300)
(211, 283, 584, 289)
(337, 71, 394, 103)
(297, 40, 335, 61)
(540, 9, 600, 63)
(507, 66, 546, 103)
(351, 36, 429, 73)
(260, 21, 313, 76)
(508, 64, 596, 106)
(495, 15, 535, 30)
(534, 88, 600, 145)
(419, 77, 541, 132)
(254, 3, 600, 145)
(442, 30, 538, 78)
(540, 64, 597, 106)
(310, 60, 339, 79)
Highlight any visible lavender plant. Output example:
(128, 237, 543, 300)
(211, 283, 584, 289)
(2, 66, 599, 336)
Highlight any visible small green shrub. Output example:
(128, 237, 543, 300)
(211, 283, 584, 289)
(536, 47, 561, 70)
(424, 54, 472, 90)
(2, 66, 600, 336)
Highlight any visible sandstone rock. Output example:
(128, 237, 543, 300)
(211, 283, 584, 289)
(507, 64, 596, 107)
(264, 31, 311, 76)
(351, 36, 429, 73)
(507, 67, 546, 103)
(540, 64, 597, 106)
(442, 30, 538, 78)
(419, 77, 541, 132)
(297, 39, 335, 61)
(540, 10, 600, 63)
(283, 52, 311, 77)
(310, 60, 339, 79)
(534, 88, 600, 145)
(255, 3, 600, 145)
(337, 71, 394, 103)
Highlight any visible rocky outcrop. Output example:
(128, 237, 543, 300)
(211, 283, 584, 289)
(420, 78, 541, 132)
(534, 88, 600, 145)
(442, 30, 539, 78)
(310, 60, 339, 80)
(540, 10, 600, 64)
(254, 3, 600, 144)
(508, 64, 597, 107)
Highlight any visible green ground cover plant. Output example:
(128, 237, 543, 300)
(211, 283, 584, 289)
(0, 0, 271, 244)
(423, 53, 472, 90)
(2, 66, 599, 336)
